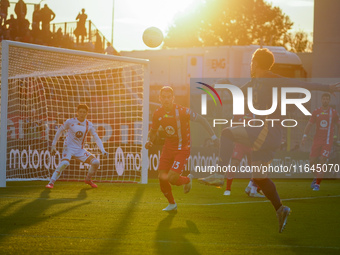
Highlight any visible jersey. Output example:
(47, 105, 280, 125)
(53, 118, 104, 153)
(151, 104, 197, 151)
(309, 107, 340, 145)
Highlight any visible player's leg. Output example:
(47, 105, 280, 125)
(244, 153, 253, 195)
(309, 141, 322, 189)
(252, 160, 281, 208)
(46, 148, 73, 188)
(309, 156, 319, 189)
(84, 155, 100, 188)
(224, 158, 239, 196)
(252, 160, 290, 233)
(158, 148, 177, 211)
(313, 147, 330, 190)
(167, 150, 192, 193)
(250, 124, 290, 232)
(247, 149, 264, 198)
(219, 126, 252, 168)
(245, 179, 253, 195)
(75, 149, 99, 188)
(46, 159, 70, 188)
(315, 157, 327, 186)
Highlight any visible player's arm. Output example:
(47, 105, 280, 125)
(51, 120, 68, 154)
(90, 127, 108, 158)
(145, 110, 161, 150)
(145, 128, 157, 149)
(192, 114, 219, 147)
(301, 122, 313, 146)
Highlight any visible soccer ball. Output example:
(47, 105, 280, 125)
(142, 27, 164, 48)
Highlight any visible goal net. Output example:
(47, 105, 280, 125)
(0, 41, 149, 187)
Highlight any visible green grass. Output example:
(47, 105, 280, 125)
(0, 179, 339, 255)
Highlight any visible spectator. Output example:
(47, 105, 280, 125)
(74, 8, 87, 44)
(32, 4, 41, 40)
(14, 0, 26, 21)
(53, 27, 64, 47)
(0, 0, 10, 26)
(5, 14, 17, 40)
(104, 42, 118, 55)
(40, 4, 55, 41)
(18, 17, 29, 39)
(95, 30, 103, 53)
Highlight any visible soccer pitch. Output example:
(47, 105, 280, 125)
(0, 179, 339, 255)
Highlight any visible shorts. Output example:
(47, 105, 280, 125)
(158, 147, 190, 174)
(232, 143, 252, 161)
(62, 146, 93, 162)
(310, 141, 332, 158)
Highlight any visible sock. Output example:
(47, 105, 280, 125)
(159, 179, 175, 204)
(251, 185, 257, 194)
(316, 178, 322, 185)
(219, 129, 235, 167)
(247, 180, 253, 188)
(175, 176, 190, 186)
(50, 160, 70, 184)
(226, 178, 233, 191)
(253, 178, 282, 211)
(86, 158, 100, 180)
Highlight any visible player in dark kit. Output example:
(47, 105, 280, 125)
(301, 93, 340, 191)
(224, 114, 264, 197)
(219, 48, 340, 232)
(145, 86, 218, 211)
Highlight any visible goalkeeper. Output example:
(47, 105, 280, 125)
(46, 104, 108, 189)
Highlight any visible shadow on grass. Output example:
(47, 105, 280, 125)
(155, 212, 201, 255)
(0, 188, 90, 241)
(100, 187, 145, 254)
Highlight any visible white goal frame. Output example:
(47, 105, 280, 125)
(0, 40, 150, 187)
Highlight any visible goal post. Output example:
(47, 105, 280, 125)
(0, 40, 150, 187)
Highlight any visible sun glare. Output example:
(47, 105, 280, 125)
(115, 0, 197, 50)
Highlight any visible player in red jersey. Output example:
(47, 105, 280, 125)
(301, 93, 340, 190)
(145, 86, 218, 211)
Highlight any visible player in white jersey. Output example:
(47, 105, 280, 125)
(46, 104, 108, 189)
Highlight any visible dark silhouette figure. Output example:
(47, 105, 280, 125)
(53, 27, 64, 47)
(32, 4, 41, 40)
(40, 4, 55, 42)
(104, 42, 119, 55)
(95, 30, 102, 53)
(4, 14, 17, 40)
(75, 8, 87, 44)
(0, 0, 10, 25)
(14, 0, 26, 21)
